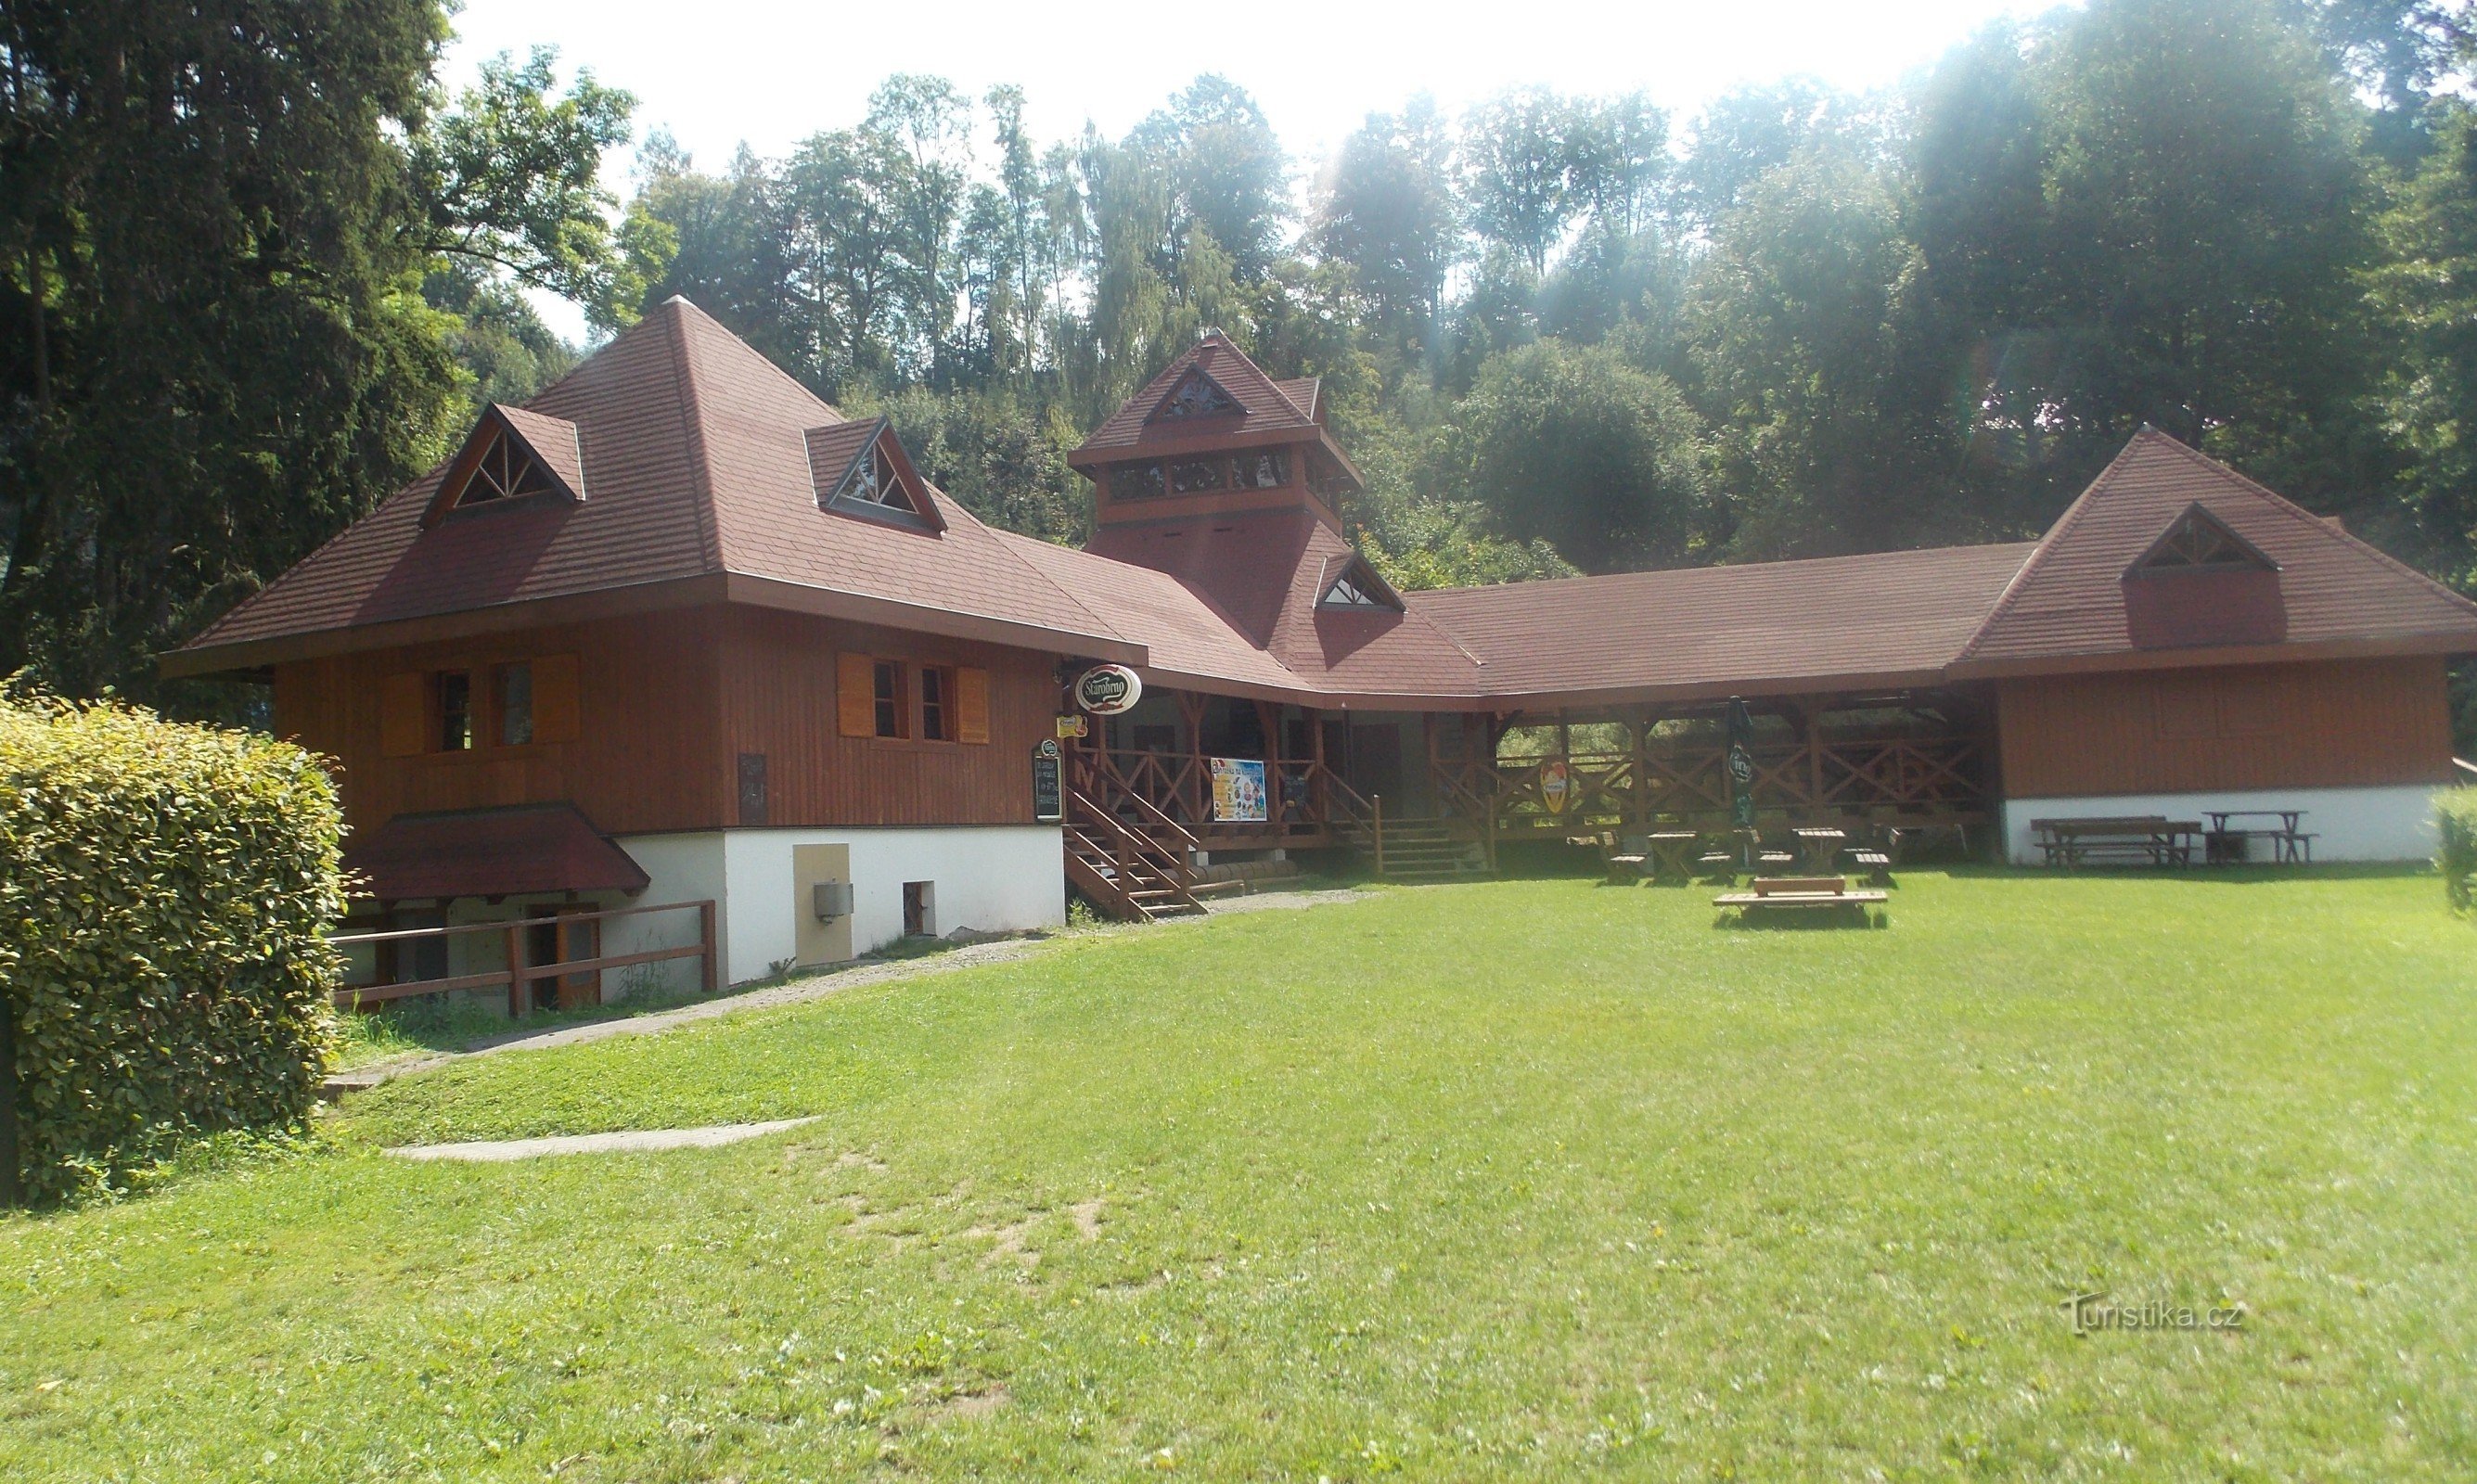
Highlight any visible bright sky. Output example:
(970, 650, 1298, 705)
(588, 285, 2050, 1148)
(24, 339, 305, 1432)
(442, 0, 2072, 337)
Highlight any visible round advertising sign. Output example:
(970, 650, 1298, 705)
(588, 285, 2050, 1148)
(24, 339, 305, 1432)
(1073, 664, 1143, 715)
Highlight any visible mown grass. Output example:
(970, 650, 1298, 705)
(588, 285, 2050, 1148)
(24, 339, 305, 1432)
(5, 869, 2473, 1479)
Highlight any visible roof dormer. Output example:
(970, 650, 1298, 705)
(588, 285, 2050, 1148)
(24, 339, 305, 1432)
(422, 404, 585, 527)
(1316, 552, 1404, 613)
(2125, 502, 2280, 577)
(2121, 502, 2284, 648)
(805, 416, 945, 533)
(1148, 364, 1243, 423)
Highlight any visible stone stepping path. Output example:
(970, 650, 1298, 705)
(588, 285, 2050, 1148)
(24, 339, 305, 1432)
(385, 1118, 817, 1163)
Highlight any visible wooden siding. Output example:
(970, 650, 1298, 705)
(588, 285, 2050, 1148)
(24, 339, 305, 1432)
(1996, 656, 2453, 798)
(273, 604, 1066, 839)
(717, 607, 1058, 827)
(272, 610, 727, 838)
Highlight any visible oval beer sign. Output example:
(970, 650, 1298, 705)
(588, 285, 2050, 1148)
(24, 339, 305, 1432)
(1540, 758, 1573, 814)
(1074, 664, 1143, 715)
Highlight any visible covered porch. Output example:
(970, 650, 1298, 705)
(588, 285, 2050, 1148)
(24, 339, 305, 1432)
(1064, 685, 1996, 856)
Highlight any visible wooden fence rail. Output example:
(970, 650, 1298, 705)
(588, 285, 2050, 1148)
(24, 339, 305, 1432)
(328, 899, 717, 1012)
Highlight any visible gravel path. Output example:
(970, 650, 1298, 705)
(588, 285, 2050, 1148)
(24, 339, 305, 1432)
(384, 1118, 818, 1162)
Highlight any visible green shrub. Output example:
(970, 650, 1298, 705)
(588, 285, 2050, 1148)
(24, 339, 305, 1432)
(2438, 788, 2477, 914)
(0, 696, 344, 1205)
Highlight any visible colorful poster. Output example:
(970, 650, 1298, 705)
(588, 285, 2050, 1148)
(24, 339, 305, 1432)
(1210, 757, 1268, 822)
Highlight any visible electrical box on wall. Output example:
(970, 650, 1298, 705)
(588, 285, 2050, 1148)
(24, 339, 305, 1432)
(812, 879, 853, 920)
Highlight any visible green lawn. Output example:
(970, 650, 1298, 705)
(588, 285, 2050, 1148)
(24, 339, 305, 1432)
(6, 870, 2474, 1479)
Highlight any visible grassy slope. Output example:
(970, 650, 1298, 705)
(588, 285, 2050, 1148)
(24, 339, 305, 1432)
(4, 871, 2473, 1480)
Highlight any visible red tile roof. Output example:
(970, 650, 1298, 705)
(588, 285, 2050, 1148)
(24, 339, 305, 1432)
(172, 298, 1139, 672)
(1952, 429, 2477, 673)
(343, 802, 648, 903)
(1073, 333, 1324, 458)
(171, 312, 2477, 710)
(1415, 543, 2039, 703)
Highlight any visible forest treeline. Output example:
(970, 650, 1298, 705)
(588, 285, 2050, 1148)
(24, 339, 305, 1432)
(6, 0, 2477, 719)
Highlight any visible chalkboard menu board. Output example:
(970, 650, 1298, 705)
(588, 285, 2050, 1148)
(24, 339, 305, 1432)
(1032, 738, 1062, 822)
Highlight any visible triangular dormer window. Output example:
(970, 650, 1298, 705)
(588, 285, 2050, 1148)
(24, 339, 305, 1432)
(807, 418, 945, 533)
(421, 405, 585, 527)
(2126, 502, 2279, 577)
(1317, 554, 1404, 612)
(1149, 365, 1240, 423)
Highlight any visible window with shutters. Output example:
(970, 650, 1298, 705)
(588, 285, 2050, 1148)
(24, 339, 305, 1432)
(438, 672, 475, 750)
(918, 665, 954, 742)
(872, 659, 906, 738)
(496, 662, 533, 746)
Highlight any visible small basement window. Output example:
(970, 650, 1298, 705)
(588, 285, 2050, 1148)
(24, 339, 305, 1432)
(438, 671, 475, 751)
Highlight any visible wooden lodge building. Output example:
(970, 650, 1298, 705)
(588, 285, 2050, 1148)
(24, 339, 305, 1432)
(166, 298, 2477, 992)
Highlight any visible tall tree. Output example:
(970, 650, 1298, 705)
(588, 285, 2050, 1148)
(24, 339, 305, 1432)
(1686, 147, 1957, 558)
(1457, 339, 1711, 570)
(0, 7, 648, 703)
(2033, 0, 2381, 503)
(1311, 97, 1459, 352)
(1461, 88, 1580, 275)
(1129, 76, 1287, 285)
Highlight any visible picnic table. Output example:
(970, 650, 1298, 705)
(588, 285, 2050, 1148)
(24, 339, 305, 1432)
(2031, 815, 2201, 867)
(1604, 830, 1712, 882)
(2201, 810, 2315, 864)
(1713, 875, 1888, 919)
(1790, 826, 1846, 873)
(1646, 831, 1702, 879)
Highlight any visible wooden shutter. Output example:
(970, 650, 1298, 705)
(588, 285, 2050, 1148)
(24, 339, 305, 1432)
(838, 653, 877, 737)
(533, 654, 583, 743)
(379, 673, 428, 758)
(956, 667, 990, 744)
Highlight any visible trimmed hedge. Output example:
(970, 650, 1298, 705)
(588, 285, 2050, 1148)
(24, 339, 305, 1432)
(0, 697, 344, 1204)
(2441, 788, 2477, 915)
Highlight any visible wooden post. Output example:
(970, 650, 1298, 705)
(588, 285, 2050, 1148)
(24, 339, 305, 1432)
(1309, 707, 1328, 825)
(1256, 698, 1283, 829)
(504, 923, 522, 1017)
(1372, 794, 1385, 876)
(699, 901, 718, 994)
(0, 991, 19, 1209)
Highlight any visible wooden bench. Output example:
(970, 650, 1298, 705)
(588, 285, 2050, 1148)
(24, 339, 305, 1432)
(1713, 876, 1890, 914)
(2031, 816, 2201, 868)
(1849, 849, 1893, 887)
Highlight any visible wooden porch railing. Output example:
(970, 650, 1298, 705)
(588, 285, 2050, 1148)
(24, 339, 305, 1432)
(329, 899, 717, 1013)
(1069, 747, 1365, 837)
(1464, 735, 1990, 832)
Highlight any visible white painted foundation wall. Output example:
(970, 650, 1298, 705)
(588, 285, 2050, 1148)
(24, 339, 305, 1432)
(619, 825, 1064, 987)
(1999, 785, 2443, 865)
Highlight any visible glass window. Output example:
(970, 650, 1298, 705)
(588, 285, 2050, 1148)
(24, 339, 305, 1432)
(496, 662, 533, 747)
(1170, 458, 1225, 493)
(872, 659, 905, 738)
(1113, 461, 1165, 499)
(438, 672, 473, 750)
(1234, 450, 1290, 489)
(919, 666, 952, 741)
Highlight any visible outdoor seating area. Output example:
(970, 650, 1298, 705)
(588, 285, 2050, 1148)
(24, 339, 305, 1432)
(2033, 812, 2316, 868)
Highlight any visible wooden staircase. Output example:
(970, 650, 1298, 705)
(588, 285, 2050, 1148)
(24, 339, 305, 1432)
(1063, 787, 1207, 922)
(1357, 814, 1494, 882)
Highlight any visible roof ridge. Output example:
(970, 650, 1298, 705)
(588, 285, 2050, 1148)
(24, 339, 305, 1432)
(662, 297, 726, 575)
(1953, 431, 2163, 662)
